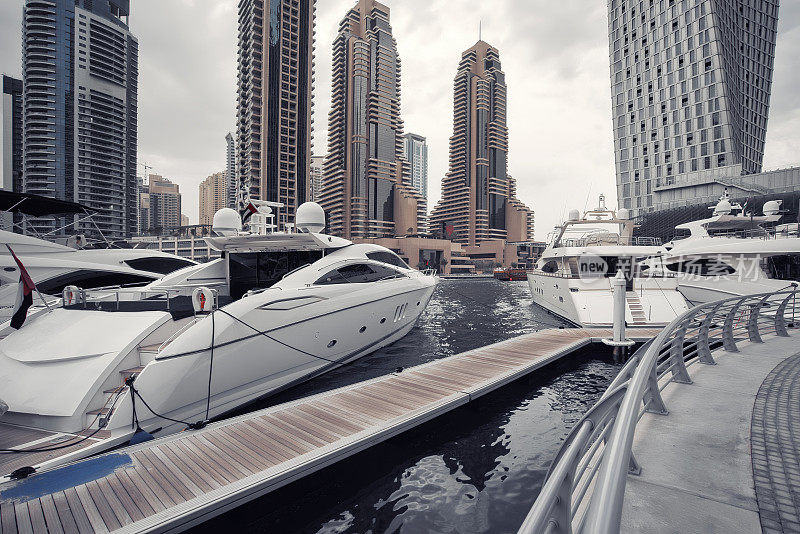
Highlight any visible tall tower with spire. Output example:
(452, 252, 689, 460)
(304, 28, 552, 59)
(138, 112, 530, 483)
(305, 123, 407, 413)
(318, 0, 426, 239)
(430, 40, 534, 245)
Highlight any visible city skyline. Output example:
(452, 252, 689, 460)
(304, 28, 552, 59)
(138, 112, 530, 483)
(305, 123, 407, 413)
(0, 1, 798, 238)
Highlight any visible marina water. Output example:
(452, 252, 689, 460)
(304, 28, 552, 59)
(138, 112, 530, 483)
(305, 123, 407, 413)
(194, 279, 625, 533)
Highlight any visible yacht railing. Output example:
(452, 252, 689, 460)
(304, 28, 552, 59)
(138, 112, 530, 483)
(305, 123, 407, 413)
(530, 271, 677, 280)
(558, 236, 662, 248)
(518, 286, 800, 534)
(703, 228, 799, 240)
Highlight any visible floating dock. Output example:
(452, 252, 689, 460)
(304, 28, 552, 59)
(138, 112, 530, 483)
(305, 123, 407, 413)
(0, 327, 660, 534)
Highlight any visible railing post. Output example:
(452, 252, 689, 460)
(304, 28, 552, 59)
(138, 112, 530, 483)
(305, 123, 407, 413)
(696, 304, 720, 365)
(628, 452, 641, 476)
(668, 325, 693, 384)
(774, 292, 795, 338)
(722, 298, 745, 352)
(550, 472, 574, 534)
(643, 366, 668, 415)
(747, 296, 768, 343)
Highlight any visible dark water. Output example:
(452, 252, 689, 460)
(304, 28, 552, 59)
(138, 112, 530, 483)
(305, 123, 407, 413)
(192, 280, 623, 534)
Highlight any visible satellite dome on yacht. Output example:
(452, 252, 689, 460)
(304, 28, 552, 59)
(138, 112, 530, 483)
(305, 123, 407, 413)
(295, 202, 326, 233)
(212, 207, 242, 236)
(763, 200, 782, 216)
(713, 197, 733, 215)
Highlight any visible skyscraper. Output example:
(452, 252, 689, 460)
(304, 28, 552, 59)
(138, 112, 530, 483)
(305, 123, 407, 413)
(608, 0, 780, 216)
(319, 0, 427, 239)
(236, 0, 315, 229)
(225, 132, 236, 209)
(403, 133, 428, 201)
(137, 176, 149, 235)
(1, 76, 23, 231)
(21, 0, 138, 239)
(146, 174, 181, 233)
(429, 41, 534, 246)
(199, 171, 228, 226)
(309, 155, 323, 202)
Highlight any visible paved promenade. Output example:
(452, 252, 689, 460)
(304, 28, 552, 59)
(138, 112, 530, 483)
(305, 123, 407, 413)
(752, 353, 800, 533)
(619, 336, 800, 534)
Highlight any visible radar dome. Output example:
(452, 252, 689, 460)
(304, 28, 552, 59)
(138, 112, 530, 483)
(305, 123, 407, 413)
(763, 200, 782, 216)
(568, 209, 581, 221)
(713, 198, 732, 215)
(295, 202, 326, 233)
(617, 208, 630, 220)
(212, 208, 242, 236)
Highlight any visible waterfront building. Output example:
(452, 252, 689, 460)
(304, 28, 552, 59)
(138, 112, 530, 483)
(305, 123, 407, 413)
(199, 171, 228, 226)
(136, 176, 148, 235)
(236, 0, 316, 229)
(429, 40, 534, 246)
(225, 132, 236, 209)
(22, 0, 138, 239)
(1, 75, 23, 231)
(145, 174, 181, 233)
(310, 155, 323, 202)
(609, 0, 780, 218)
(403, 133, 428, 200)
(318, 0, 427, 239)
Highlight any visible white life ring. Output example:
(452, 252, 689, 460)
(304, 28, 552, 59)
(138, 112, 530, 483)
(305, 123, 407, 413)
(192, 287, 214, 313)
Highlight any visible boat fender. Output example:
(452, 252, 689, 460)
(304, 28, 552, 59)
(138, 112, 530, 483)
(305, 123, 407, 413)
(192, 287, 215, 313)
(62, 285, 83, 306)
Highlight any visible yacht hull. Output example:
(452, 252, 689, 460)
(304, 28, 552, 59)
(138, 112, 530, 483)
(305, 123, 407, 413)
(527, 272, 688, 328)
(0, 276, 437, 475)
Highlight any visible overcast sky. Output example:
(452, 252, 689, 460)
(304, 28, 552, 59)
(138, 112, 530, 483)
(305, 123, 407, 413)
(1, 1, 799, 239)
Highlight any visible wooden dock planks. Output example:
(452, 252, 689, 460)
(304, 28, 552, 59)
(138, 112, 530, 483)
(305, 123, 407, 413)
(0, 327, 660, 534)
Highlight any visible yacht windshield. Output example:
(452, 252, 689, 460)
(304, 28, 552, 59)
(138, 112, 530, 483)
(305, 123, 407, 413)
(229, 250, 323, 299)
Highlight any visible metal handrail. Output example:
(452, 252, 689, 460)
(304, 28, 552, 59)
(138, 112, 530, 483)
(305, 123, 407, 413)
(518, 286, 799, 534)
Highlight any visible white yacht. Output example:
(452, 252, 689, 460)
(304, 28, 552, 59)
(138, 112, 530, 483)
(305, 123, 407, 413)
(0, 230, 197, 323)
(0, 203, 438, 476)
(651, 191, 800, 305)
(527, 195, 689, 327)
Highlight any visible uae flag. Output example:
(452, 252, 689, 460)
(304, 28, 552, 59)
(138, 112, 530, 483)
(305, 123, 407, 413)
(6, 245, 35, 330)
(241, 201, 259, 224)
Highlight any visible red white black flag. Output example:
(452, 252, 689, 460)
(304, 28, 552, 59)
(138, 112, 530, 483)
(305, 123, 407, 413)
(6, 245, 35, 329)
(241, 201, 259, 224)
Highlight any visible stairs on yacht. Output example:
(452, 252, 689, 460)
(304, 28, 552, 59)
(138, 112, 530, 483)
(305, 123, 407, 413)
(626, 291, 648, 324)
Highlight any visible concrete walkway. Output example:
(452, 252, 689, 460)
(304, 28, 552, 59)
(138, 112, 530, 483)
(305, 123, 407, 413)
(619, 336, 800, 534)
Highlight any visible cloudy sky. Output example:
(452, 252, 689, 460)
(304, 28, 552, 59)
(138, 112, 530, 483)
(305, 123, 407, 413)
(1, 1, 799, 239)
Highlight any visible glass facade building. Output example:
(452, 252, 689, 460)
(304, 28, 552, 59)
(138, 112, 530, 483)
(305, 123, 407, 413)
(429, 41, 534, 246)
(225, 132, 236, 209)
(236, 0, 315, 230)
(1, 76, 24, 231)
(22, 0, 138, 239)
(319, 0, 427, 239)
(403, 133, 428, 201)
(608, 0, 780, 218)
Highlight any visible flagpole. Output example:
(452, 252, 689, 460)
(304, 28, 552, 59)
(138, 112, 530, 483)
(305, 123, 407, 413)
(5, 244, 53, 312)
